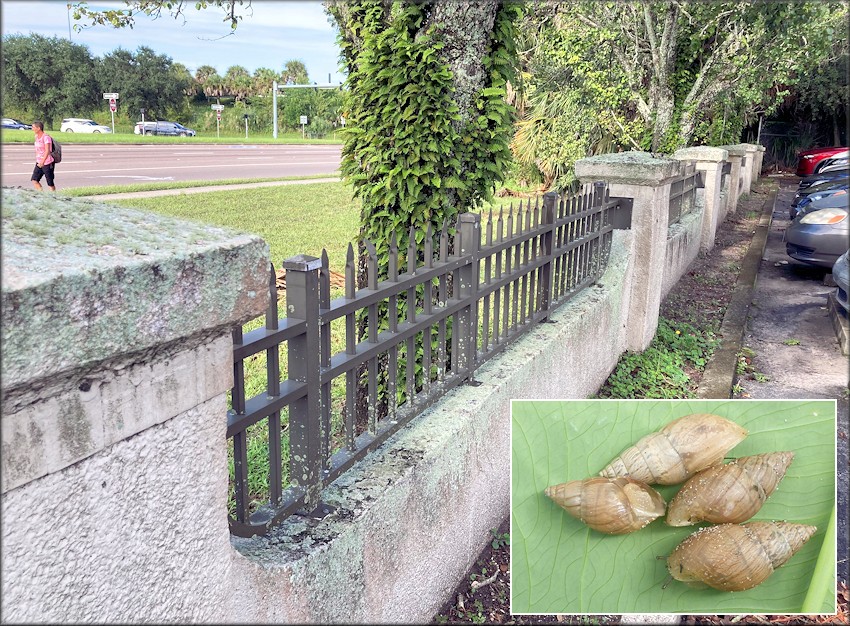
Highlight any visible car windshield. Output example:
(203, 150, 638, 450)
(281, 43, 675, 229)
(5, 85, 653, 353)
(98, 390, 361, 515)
(174, 123, 186, 129)
(84, 121, 98, 125)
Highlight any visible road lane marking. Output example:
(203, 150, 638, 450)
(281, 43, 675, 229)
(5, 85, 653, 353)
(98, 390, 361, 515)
(4, 161, 340, 176)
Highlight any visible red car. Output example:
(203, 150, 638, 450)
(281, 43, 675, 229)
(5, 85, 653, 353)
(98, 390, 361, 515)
(796, 146, 847, 176)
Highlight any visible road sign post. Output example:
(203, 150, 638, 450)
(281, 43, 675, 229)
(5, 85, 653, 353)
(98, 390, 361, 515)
(104, 93, 119, 133)
(243, 113, 249, 139)
(300, 115, 308, 139)
(212, 104, 224, 139)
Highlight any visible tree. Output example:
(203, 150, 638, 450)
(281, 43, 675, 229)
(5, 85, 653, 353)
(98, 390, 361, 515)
(223, 65, 252, 101)
(1, 34, 99, 128)
(512, 1, 844, 188)
(791, 7, 849, 146)
(96, 46, 190, 121)
(252, 67, 278, 96)
(281, 59, 309, 85)
(327, 0, 520, 268)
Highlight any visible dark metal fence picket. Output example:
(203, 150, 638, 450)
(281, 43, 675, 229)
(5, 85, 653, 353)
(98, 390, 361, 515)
(227, 182, 621, 537)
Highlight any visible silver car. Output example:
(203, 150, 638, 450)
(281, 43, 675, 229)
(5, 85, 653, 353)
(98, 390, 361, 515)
(785, 195, 849, 268)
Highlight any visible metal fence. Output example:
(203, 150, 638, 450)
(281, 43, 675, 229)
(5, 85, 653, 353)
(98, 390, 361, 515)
(226, 183, 621, 537)
(668, 162, 704, 225)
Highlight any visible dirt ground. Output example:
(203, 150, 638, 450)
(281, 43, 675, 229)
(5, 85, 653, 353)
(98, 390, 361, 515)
(431, 178, 848, 625)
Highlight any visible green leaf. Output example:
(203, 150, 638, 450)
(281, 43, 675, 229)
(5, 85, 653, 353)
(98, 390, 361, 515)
(510, 399, 836, 614)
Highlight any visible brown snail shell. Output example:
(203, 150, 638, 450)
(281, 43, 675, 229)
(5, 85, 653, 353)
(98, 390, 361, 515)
(667, 521, 817, 591)
(666, 451, 794, 526)
(545, 476, 666, 534)
(599, 413, 748, 485)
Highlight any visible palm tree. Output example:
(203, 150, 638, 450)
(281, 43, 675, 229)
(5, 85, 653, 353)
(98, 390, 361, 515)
(252, 67, 278, 96)
(280, 59, 308, 85)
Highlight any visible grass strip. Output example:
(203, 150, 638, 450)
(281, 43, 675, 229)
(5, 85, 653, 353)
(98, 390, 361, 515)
(65, 174, 338, 197)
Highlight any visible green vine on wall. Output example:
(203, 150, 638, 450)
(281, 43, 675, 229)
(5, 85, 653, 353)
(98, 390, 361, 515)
(338, 0, 521, 272)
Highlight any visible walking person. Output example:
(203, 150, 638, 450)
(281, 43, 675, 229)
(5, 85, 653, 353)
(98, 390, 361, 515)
(31, 120, 56, 191)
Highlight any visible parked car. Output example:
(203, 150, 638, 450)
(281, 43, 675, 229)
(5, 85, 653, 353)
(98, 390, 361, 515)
(813, 152, 849, 174)
(60, 118, 112, 133)
(2, 117, 32, 130)
(832, 249, 849, 316)
(134, 120, 195, 137)
(796, 146, 847, 176)
(791, 182, 848, 219)
(785, 195, 849, 268)
(797, 169, 848, 192)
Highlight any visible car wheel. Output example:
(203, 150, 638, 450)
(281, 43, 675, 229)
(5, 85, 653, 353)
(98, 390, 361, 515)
(180, 132, 187, 137)
(143, 130, 151, 136)
(93, 130, 101, 133)
(65, 129, 74, 133)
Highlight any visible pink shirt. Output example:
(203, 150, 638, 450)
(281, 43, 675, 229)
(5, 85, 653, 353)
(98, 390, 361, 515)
(35, 134, 54, 166)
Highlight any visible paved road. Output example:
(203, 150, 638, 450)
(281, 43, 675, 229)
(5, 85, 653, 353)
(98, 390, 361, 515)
(733, 179, 849, 585)
(0, 143, 341, 189)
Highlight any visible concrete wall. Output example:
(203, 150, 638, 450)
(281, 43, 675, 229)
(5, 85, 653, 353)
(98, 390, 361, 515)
(1, 145, 761, 623)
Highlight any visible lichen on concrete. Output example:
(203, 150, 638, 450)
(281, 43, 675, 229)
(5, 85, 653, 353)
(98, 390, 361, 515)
(1, 188, 270, 395)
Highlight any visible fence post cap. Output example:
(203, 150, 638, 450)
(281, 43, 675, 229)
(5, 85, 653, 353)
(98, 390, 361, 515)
(459, 212, 480, 224)
(575, 151, 680, 186)
(282, 254, 322, 271)
(671, 146, 728, 163)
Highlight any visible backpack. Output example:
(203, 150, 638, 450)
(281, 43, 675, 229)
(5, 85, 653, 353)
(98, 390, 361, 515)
(48, 136, 62, 164)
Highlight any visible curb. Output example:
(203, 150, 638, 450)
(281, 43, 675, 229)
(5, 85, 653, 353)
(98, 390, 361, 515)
(696, 183, 778, 399)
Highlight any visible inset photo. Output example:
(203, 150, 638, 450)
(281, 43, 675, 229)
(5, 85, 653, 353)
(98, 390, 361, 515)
(510, 399, 836, 616)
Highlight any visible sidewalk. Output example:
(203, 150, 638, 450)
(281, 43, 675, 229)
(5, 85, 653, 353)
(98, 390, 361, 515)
(81, 176, 341, 201)
(701, 177, 849, 585)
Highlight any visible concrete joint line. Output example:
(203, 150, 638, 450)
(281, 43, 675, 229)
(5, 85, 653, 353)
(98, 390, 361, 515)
(696, 185, 777, 399)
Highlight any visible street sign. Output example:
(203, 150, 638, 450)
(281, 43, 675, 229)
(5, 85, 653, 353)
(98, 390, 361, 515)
(299, 115, 308, 125)
(216, 111, 222, 121)
(211, 104, 225, 111)
(110, 101, 117, 113)
(103, 92, 119, 99)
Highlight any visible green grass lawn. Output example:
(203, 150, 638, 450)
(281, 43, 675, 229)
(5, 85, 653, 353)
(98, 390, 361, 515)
(112, 181, 359, 272)
(64, 174, 339, 198)
(1, 128, 342, 145)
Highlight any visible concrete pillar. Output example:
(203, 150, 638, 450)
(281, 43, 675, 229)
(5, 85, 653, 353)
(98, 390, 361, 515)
(754, 144, 766, 180)
(741, 144, 759, 193)
(1, 188, 269, 622)
(672, 146, 729, 252)
(720, 144, 748, 214)
(575, 152, 683, 352)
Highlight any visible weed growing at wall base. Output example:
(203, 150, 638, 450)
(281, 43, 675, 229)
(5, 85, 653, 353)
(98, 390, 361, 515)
(594, 318, 718, 398)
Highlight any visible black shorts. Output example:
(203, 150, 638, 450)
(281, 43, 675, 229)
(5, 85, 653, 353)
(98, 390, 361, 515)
(32, 163, 55, 187)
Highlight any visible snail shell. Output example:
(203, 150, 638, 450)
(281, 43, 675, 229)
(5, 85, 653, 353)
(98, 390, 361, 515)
(599, 413, 748, 485)
(667, 521, 817, 591)
(545, 476, 666, 534)
(666, 451, 794, 526)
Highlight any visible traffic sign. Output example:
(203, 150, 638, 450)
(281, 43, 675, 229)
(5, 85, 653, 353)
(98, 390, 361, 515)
(211, 104, 225, 111)
(103, 92, 119, 99)
(300, 115, 308, 125)
(110, 101, 117, 113)
(216, 111, 222, 121)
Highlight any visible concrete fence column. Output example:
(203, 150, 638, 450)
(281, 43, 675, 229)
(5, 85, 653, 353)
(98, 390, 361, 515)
(1, 189, 269, 623)
(720, 144, 748, 214)
(672, 146, 729, 252)
(741, 144, 759, 193)
(754, 144, 766, 179)
(575, 152, 683, 352)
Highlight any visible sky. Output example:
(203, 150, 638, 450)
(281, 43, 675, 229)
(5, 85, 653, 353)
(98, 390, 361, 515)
(0, 0, 346, 83)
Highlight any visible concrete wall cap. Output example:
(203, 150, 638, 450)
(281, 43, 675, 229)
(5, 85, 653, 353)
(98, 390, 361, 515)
(671, 146, 729, 163)
(575, 151, 681, 185)
(720, 144, 750, 156)
(1, 189, 270, 393)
